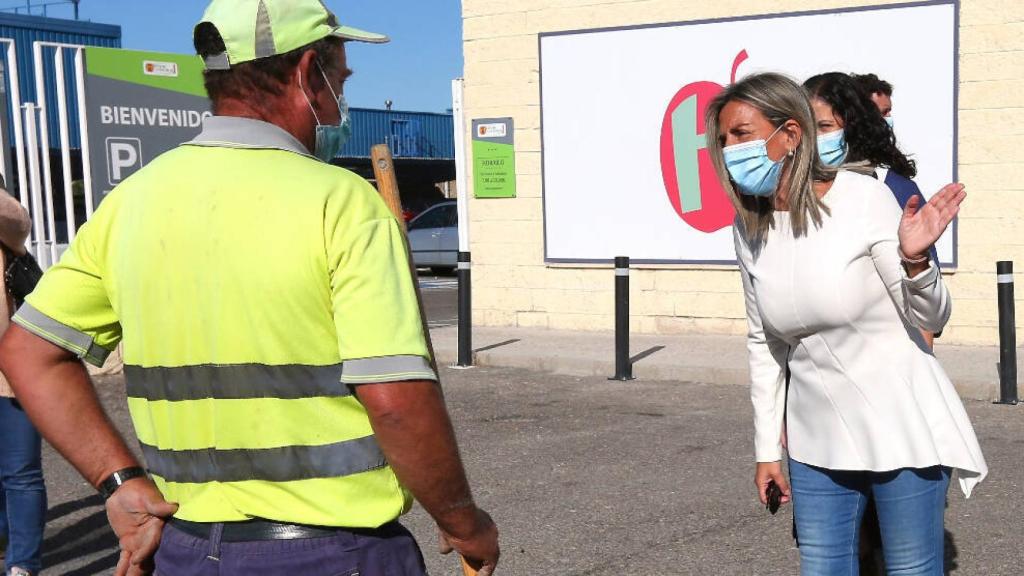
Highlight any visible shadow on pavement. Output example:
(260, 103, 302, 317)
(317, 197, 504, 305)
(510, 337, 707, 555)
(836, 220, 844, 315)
(945, 529, 959, 573)
(43, 506, 118, 572)
(45, 494, 103, 523)
(630, 345, 666, 365)
(59, 549, 119, 576)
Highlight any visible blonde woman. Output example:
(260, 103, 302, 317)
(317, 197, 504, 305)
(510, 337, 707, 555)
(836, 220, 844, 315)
(704, 72, 987, 575)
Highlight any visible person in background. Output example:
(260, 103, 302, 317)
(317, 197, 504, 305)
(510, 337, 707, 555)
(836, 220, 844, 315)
(854, 73, 894, 127)
(705, 72, 987, 576)
(0, 184, 41, 576)
(803, 71, 938, 348)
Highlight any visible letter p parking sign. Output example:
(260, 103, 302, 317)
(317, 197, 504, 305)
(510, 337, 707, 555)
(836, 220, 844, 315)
(106, 137, 143, 186)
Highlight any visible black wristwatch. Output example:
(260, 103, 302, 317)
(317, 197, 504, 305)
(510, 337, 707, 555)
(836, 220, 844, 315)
(98, 466, 148, 500)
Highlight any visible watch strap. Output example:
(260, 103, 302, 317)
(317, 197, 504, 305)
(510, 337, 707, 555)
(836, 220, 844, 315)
(98, 466, 148, 499)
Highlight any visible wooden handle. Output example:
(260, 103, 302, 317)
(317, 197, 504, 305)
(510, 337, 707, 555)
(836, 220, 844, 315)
(461, 556, 479, 576)
(370, 144, 406, 234)
(370, 143, 439, 376)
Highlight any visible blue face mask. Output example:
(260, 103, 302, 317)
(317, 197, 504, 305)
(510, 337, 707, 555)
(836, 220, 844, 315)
(816, 129, 846, 167)
(884, 115, 894, 129)
(300, 62, 352, 162)
(722, 124, 787, 197)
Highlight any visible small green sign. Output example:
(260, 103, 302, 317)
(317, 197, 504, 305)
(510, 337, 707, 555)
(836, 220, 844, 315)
(472, 118, 516, 198)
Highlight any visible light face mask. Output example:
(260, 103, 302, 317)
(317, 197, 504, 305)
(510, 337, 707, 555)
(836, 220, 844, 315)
(722, 123, 788, 197)
(300, 61, 352, 162)
(816, 129, 847, 167)
(884, 115, 894, 129)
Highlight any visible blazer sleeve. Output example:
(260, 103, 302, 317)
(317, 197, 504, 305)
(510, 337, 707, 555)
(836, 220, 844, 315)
(864, 179, 951, 333)
(734, 225, 789, 463)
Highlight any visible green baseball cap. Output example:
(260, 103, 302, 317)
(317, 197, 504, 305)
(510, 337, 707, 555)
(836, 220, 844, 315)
(196, 0, 389, 70)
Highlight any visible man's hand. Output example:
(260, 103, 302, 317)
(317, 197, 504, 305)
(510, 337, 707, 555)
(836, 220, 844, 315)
(438, 507, 500, 576)
(107, 477, 178, 576)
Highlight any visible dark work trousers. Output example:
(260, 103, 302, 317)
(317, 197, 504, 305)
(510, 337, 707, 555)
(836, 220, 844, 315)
(154, 521, 427, 576)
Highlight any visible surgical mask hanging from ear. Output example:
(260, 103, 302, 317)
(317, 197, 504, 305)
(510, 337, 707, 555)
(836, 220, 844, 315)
(722, 123, 789, 197)
(816, 129, 847, 167)
(299, 61, 352, 162)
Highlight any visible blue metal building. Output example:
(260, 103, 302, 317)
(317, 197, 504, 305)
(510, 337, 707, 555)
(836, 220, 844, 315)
(344, 107, 454, 160)
(0, 11, 120, 148)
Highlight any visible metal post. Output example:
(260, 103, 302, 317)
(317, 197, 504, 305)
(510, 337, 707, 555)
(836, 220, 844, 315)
(610, 256, 634, 381)
(996, 261, 1018, 405)
(23, 104, 45, 266)
(54, 46, 76, 243)
(457, 251, 472, 367)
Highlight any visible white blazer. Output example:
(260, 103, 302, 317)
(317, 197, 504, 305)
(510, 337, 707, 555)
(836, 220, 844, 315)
(734, 170, 987, 497)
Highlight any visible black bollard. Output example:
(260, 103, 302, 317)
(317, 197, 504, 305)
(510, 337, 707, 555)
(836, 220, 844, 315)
(610, 256, 634, 381)
(996, 261, 1018, 405)
(457, 251, 473, 367)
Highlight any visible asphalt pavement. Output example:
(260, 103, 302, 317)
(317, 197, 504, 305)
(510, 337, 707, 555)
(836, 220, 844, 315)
(16, 275, 1024, 575)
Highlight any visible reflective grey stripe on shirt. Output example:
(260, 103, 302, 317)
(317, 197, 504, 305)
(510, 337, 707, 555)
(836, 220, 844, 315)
(12, 304, 113, 367)
(142, 434, 387, 484)
(124, 363, 349, 401)
(340, 354, 437, 385)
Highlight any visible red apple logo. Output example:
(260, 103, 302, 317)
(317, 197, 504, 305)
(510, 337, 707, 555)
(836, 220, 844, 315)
(660, 50, 748, 233)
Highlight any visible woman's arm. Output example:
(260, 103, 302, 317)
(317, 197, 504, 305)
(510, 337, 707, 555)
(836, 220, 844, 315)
(734, 227, 791, 504)
(865, 182, 955, 333)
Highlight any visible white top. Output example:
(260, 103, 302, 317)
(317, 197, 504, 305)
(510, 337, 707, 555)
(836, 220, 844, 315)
(734, 170, 987, 497)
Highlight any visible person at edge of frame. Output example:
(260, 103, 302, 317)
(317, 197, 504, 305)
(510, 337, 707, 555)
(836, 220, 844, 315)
(705, 71, 987, 576)
(0, 180, 42, 576)
(0, 1, 499, 575)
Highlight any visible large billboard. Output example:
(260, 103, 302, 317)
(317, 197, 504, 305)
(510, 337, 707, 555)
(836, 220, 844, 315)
(84, 47, 211, 207)
(539, 0, 958, 266)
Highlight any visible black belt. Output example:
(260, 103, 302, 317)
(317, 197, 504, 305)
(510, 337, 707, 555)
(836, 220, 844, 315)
(168, 518, 350, 542)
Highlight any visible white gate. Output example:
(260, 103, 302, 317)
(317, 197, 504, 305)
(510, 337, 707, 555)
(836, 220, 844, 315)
(3, 40, 93, 269)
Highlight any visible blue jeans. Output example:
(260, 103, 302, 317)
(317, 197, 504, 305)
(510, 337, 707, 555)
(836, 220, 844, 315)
(789, 458, 949, 576)
(0, 398, 47, 574)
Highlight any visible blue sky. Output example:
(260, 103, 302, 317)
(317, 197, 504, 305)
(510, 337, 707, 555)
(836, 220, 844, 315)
(19, 0, 463, 113)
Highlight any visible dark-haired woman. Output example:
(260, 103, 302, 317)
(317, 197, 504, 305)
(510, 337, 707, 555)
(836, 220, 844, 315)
(804, 72, 937, 348)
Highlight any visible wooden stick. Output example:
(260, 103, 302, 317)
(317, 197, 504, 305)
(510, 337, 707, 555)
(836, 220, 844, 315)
(369, 144, 478, 576)
(371, 144, 407, 234)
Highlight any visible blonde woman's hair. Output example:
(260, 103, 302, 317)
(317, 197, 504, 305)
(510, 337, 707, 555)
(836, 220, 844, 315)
(704, 72, 834, 245)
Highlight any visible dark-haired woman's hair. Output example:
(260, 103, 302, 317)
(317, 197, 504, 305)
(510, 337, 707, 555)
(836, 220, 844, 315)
(803, 72, 916, 179)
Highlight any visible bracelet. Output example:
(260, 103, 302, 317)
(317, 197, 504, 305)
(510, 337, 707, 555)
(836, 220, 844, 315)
(98, 466, 148, 500)
(898, 247, 929, 265)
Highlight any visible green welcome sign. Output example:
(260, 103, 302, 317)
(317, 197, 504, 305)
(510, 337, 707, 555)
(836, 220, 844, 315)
(84, 47, 211, 208)
(471, 117, 516, 198)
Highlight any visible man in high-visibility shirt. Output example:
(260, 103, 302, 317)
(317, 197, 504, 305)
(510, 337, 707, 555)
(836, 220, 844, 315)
(0, 1, 499, 575)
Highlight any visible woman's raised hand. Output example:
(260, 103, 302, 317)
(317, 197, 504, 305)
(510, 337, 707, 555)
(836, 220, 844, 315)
(898, 183, 966, 260)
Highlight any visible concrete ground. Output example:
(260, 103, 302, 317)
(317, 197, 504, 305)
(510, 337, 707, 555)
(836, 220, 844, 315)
(14, 276, 1024, 574)
(26, 366, 1024, 575)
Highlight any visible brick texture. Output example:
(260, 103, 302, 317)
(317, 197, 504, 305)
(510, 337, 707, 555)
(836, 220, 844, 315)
(462, 0, 1024, 345)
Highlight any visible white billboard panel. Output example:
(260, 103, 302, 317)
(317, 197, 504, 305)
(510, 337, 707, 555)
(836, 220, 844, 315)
(540, 1, 958, 265)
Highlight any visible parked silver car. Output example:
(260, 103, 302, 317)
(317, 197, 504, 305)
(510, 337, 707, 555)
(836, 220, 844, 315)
(407, 201, 458, 274)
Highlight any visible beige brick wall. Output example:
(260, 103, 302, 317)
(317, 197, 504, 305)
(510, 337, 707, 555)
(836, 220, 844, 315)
(461, 0, 1024, 345)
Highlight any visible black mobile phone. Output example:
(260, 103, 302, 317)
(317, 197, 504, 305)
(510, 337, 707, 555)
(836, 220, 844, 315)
(766, 480, 783, 515)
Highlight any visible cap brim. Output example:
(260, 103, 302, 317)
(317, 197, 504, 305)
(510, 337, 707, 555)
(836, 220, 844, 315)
(331, 25, 389, 44)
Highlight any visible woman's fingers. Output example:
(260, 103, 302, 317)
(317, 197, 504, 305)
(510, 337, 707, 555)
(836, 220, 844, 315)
(903, 194, 921, 219)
